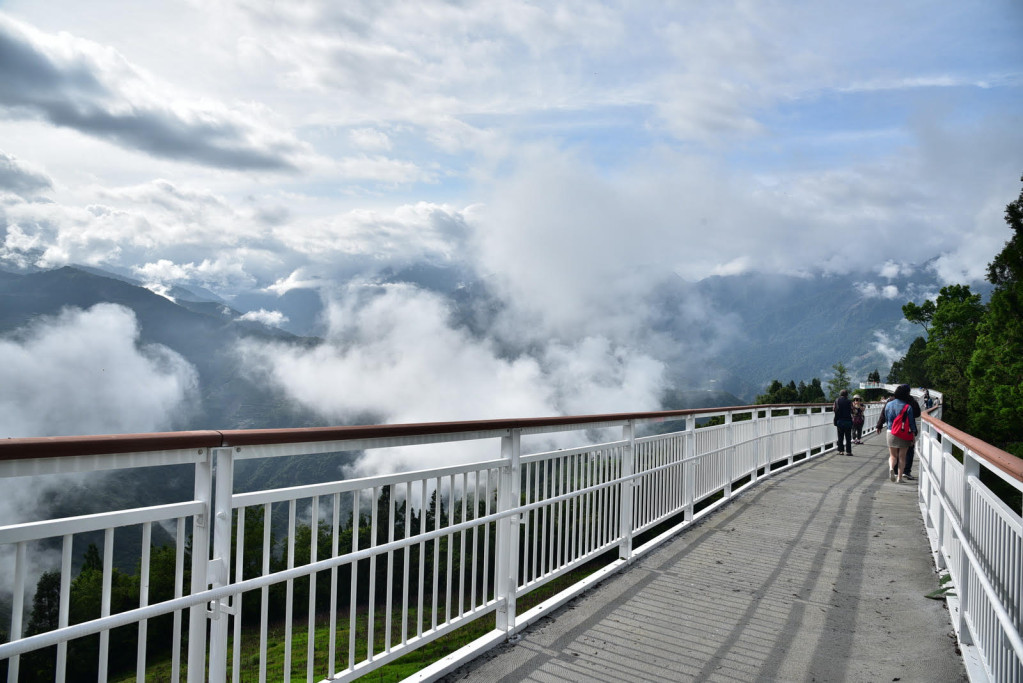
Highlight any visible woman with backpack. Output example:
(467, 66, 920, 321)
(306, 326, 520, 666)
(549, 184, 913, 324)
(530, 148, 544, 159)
(882, 384, 918, 483)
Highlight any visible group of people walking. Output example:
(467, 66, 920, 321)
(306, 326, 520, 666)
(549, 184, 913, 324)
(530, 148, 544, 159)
(833, 384, 921, 484)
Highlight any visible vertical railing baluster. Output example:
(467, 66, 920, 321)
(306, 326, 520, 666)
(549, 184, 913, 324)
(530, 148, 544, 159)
(959, 451, 979, 646)
(99, 527, 114, 681)
(496, 429, 521, 633)
(402, 482, 411, 645)
(208, 446, 236, 683)
(137, 521, 152, 682)
(349, 490, 359, 671)
(685, 415, 696, 521)
(432, 477, 441, 629)
(619, 420, 635, 561)
(172, 517, 185, 683)
(385, 485, 396, 653)
(57, 533, 72, 683)
(368, 485, 379, 660)
(752, 410, 761, 484)
(446, 474, 455, 625)
(460, 472, 469, 609)
(259, 503, 271, 683)
(725, 412, 734, 499)
(540, 460, 549, 577)
(536, 462, 544, 580)
(7, 541, 26, 683)
(329, 492, 340, 678)
(284, 499, 296, 679)
(470, 473, 480, 610)
(187, 451, 212, 683)
(569, 452, 577, 563)
(307, 495, 319, 681)
(418, 479, 426, 635)
(232, 509, 244, 683)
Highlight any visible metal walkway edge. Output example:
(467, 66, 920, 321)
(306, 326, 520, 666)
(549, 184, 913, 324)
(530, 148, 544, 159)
(444, 432, 968, 682)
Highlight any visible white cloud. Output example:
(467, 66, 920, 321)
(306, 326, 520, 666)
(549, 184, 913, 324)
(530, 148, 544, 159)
(349, 128, 392, 151)
(0, 14, 311, 171)
(264, 269, 323, 295)
(275, 201, 469, 266)
(855, 282, 901, 299)
(237, 283, 666, 472)
(335, 155, 435, 184)
(0, 303, 198, 437)
(237, 308, 289, 327)
(0, 149, 53, 196)
(872, 330, 903, 365)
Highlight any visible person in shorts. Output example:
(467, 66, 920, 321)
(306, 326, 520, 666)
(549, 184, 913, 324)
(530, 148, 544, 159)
(883, 384, 917, 483)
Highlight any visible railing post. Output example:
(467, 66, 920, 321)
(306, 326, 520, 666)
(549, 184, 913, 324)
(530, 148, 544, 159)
(187, 450, 213, 683)
(496, 429, 521, 633)
(724, 412, 734, 499)
(685, 414, 696, 521)
(958, 450, 979, 646)
(619, 420, 636, 561)
(934, 435, 952, 571)
(207, 447, 236, 683)
(751, 410, 760, 484)
(788, 407, 795, 465)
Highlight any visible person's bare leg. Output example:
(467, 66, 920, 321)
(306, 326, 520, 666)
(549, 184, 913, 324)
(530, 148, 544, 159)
(888, 446, 899, 481)
(897, 447, 907, 483)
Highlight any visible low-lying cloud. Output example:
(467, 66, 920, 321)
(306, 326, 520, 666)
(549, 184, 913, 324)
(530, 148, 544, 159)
(237, 283, 666, 473)
(0, 303, 198, 437)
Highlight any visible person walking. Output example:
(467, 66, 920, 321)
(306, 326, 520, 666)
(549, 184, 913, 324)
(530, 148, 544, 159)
(834, 389, 854, 456)
(902, 393, 922, 481)
(882, 384, 918, 483)
(851, 395, 865, 444)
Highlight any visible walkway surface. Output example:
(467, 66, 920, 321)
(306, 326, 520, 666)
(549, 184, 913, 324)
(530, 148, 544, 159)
(443, 431, 967, 682)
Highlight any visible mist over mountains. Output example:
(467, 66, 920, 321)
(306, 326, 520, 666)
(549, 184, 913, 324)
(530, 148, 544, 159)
(0, 261, 951, 441)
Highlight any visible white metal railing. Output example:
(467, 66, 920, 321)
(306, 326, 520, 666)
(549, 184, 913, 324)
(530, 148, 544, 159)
(0, 401, 875, 682)
(914, 396, 1023, 683)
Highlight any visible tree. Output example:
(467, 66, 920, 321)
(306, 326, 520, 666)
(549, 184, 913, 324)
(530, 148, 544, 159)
(756, 379, 798, 404)
(904, 285, 985, 422)
(862, 369, 885, 401)
(755, 377, 827, 405)
(968, 175, 1023, 450)
(800, 378, 826, 403)
(826, 363, 851, 401)
(887, 337, 930, 387)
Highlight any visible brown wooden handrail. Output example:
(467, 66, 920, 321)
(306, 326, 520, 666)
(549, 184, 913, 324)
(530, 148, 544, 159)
(922, 413, 1023, 483)
(0, 403, 826, 461)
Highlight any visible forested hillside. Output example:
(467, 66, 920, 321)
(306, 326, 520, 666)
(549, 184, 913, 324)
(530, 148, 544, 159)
(887, 176, 1023, 457)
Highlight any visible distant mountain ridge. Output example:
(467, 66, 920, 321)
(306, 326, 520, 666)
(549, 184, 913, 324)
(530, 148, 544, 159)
(0, 266, 321, 432)
(0, 263, 969, 426)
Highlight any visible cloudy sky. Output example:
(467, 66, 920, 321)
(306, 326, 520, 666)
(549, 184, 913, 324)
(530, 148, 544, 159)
(0, 1, 1022, 444)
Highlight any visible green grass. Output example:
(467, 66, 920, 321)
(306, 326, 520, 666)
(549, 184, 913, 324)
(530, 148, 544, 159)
(114, 555, 614, 682)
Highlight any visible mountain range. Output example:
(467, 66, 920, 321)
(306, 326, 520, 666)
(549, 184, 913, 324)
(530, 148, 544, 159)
(0, 263, 959, 433)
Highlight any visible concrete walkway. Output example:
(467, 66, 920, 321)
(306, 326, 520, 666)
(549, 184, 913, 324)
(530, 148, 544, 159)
(444, 432, 967, 682)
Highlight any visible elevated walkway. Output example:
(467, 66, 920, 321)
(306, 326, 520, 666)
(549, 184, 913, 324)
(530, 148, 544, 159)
(445, 431, 967, 682)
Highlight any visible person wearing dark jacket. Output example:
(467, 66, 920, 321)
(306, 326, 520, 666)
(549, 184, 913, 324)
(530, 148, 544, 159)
(902, 395, 922, 481)
(833, 389, 854, 456)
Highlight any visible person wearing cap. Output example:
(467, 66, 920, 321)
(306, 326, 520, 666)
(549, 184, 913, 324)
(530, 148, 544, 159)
(851, 395, 865, 444)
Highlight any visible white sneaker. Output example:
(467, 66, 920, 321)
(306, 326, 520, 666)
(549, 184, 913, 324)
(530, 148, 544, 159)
(889, 469, 896, 482)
